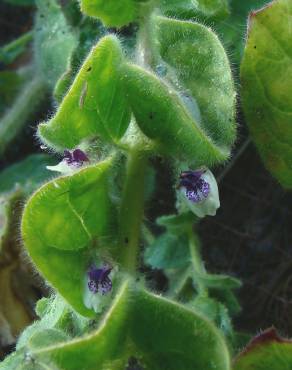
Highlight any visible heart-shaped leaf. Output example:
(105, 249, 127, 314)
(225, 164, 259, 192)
(5, 283, 231, 370)
(21, 161, 117, 316)
(38, 35, 131, 151)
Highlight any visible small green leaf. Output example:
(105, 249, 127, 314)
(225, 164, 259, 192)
(34, 0, 77, 87)
(0, 351, 26, 370)
(212, 289, 241, 317)
(0, 71, 24, 116)
(144, 233, 190, 269)
(21, 160, 116, 316)
(160, 0, 230, 22)
(194, 273, 242, 290)
(241, 0, 292, 188)
(39, 35, 131, 150)
(189, 296, 233, 338)
(156, 213, 196, 232)
(0, 32, 32, 66)
(0, 154, 55, 194)
(80, 0, 148, 27)
(0, 76, 47, 155)
(234, 328, 292, 370)
(17, 295, 69, 350)
(29, 281, 131, 370)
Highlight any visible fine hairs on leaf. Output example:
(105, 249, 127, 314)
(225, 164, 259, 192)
(2, 0, 290, 369)
(1, 0, 237, 368)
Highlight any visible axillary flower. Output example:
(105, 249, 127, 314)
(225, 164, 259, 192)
(83, 263, 114, 313)
(178, 168, 220, 218)
(63, 149, 89, 167)
(87, 264, 112, 295)
(46, 148, 89, 174)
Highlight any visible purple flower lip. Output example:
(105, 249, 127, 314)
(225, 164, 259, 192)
(87, 264, 112, 295)
(179, 169, 210, 203)
(64, 149, 89, 167)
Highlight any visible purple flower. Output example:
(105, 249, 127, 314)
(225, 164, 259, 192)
(179, 170, 210, 203)
(64, 149, 89, 167)
(87, 264, 112, 295)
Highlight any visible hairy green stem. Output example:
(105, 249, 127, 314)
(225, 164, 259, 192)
(119, 151, 147, 274)
(188, 228, 208, 296)
(0, 75, 47, 154)
(136, 3, 160, 68)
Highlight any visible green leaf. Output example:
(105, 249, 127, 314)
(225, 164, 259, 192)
(122, 63, 226, 166)
(215, 0, 268, 64)
(0, 0, 75, 154)
(34, 0, 77, 87)
(194, 273, 242, 290)
(156, 16, 236, 151)
(144, 233, 190, 269)
(156, 213, 196, 232)
(0, 71, 24, 116)
(3, 283, 230, 370)
(17, 294, 88, 351)
(122, 17, 236, 167)
(0, 351, 26, 370)
(21, 160, 117, 316)
(0, 154, 55, 194)
(212, 289, 241, 317)
(241, 0, 292, 188)
(39, 35, 131, 150)
(0, 32, 32, 66)
(0, 76, 47, 155)
(160, 0, 230, 22)
(234, 328, 292, 370)
(129, 288, 231, 370)
(80, 0, 148, 27)
(189, 296, 233, 338)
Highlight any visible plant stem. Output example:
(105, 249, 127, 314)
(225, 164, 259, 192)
(119, 150, 148, 274)
(136, 5, 160, 68)
(188, 228, 208, 296)
(0, 75, 47, 154)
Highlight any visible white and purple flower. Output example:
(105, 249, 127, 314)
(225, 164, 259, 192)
(178, 168, 220, 218)
(63, 149, 89, 167)
(83, 262, 115, 313)
(47, 148, 89, 174)
(87, 264, 113, 295)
